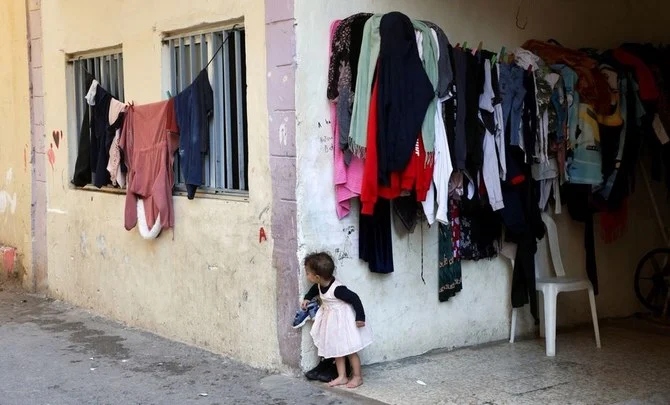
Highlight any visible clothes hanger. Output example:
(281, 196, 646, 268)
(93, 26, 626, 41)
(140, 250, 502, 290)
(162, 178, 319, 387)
(473, 41, 483, 56)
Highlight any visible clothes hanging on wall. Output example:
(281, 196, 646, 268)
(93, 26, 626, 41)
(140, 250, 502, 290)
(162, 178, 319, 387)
(376, 12, 435, 186)
(359, 198, 394, 274)
(327, 11, 670, 311)
(330, 19, 365, 219)
(438, 201, 462, 302)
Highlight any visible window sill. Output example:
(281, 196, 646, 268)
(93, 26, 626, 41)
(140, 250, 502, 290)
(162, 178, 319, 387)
(70, 184, 249, 202)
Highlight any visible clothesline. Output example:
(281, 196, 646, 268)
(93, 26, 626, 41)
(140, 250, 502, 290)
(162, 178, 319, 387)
(80, 24, 241, 100)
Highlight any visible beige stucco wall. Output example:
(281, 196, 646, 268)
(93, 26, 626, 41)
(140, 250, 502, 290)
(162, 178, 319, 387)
(0, 0, 33, 280)
(41, 0, 280, 368)
(295, 0, 669, 368)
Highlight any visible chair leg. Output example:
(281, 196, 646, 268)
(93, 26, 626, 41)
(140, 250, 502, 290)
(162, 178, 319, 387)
(538, 292, 545, 338)
(588, 287, 602, 349)
(510, 308, 517, 343)
(543, 288, 557, 357)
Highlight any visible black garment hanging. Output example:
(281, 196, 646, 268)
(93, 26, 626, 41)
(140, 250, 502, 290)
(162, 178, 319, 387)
(521, 69, 538, 163)
(349, 14, 372, 93)
(359, 199, 394, 274)
(464, 51, 486, 177)
(91, 85, 114, 188)
(392, 194, 420, 234)
(459, 181, 500, 261)
(564, 183, 599, 295)
(452, 46, 469, 170)
(174, 69, 214, 199)
(376, 11, 434, 187)
(72, 73, 96, 187)
(502, 148, 545, 321)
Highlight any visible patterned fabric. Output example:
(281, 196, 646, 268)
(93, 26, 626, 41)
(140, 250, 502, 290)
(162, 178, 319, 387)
(106, 131, 125, 187)
(327, 13, 373, 101)
(438, 202, 462, 302)
(459, 201, 498, 261)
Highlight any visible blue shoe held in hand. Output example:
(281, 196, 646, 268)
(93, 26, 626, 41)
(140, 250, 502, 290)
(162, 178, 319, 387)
(292, 298, 320, 329)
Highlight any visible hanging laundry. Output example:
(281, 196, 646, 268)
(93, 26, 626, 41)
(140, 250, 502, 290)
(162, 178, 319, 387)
(360, 72, 433, 215)
(120, 99, 179, 232)
(376, 12, 435, 185)
(348, 14, 383, 157)
(327, 13, 374, 101)
(425, 98, 454, 225)
(72, 72, 96, 187)
(464, 50, 486, 176)
(458, 200, 499, 261)
(174, 69, 214, 199)
(490, 61, 507, 180)
(107, 98, 127, 188)
(479, 57, 504, 211)
(87, 81, 114, 188)
(498, 62, 526, 150)
(422, 22, 454, 99)
(523, 40, 612, 116)
(328, 13, 374, 163)
(359, 199, 394, 274)
(329, 19, 364, 219)
(437, 201, 462, 302)
(567, 104, 603, 185)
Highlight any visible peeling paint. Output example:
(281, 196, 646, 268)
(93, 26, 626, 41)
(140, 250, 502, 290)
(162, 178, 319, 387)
(47, 208, 68, 215)
(279, 122, 287, 146)
(0, 191, 18, 215)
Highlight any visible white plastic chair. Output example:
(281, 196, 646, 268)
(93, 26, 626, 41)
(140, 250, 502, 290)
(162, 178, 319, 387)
(505, 212, 601, 356)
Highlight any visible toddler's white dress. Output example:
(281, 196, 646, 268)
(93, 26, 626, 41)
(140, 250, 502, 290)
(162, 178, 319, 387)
(310, 279, 373, 358)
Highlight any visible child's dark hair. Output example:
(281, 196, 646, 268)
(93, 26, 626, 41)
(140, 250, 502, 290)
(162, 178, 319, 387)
(304, 252, 335, 279)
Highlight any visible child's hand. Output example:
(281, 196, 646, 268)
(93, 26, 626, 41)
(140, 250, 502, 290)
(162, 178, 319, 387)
(300, 300, 310, 310)
(356, 321, 365, 328)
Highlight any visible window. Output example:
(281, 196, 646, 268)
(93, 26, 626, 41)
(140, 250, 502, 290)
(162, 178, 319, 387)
(164, 26, 249, 194)
(67, 50, 125, 183)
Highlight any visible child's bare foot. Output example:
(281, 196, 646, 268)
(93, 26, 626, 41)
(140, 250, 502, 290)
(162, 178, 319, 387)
(346, 376, 363, 388)
(328, 376, 348, 387)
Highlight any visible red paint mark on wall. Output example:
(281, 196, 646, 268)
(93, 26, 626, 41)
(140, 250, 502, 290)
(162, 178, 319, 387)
(23, 145, 28, 172)
(259, 227, 267, 243)
(0, 247, 16, 276)
(47, 143, 55, 171)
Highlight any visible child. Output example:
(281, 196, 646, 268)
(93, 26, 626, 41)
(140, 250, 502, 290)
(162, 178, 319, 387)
(301, 252, 372, 388)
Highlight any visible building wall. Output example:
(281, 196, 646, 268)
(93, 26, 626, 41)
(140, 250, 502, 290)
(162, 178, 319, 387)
(0, 0, 33, 282)
(40, 0, 281, 369)
(294, 0, 669, 368)
(265, 0, 301, 368)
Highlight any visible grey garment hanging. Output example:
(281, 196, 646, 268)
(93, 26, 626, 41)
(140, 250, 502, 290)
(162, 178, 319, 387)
(423, 21, 454, 99)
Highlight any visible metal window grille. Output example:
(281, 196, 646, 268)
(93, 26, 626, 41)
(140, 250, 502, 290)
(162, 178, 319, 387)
(167, 27, 249, 192)
(70, 52, 125, 183)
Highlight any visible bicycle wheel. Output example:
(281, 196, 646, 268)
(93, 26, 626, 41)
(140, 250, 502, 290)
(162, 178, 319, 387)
(634, 248, 670, 313)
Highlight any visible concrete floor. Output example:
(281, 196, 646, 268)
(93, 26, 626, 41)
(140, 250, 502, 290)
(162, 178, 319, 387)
(0, 282, 377, 405)
(346, 317, 670, 405)
(1, 277, 669, 405)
